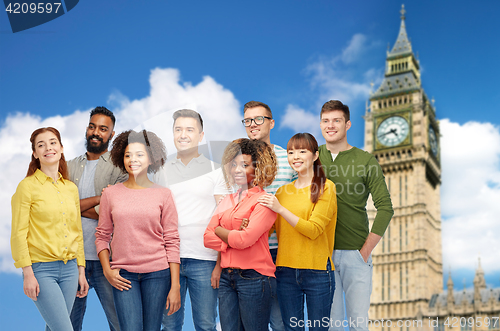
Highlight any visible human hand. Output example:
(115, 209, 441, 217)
(211, 263, 222, 289)
(359, 248, 370, 263)
(22, 267, 39, 301)
(76, 266, 89, 298)
(239, 218, 249, 230)
(104, 268, 132, 291)
(257, 194, 282, 213)
(101, 184, 112, 195)
(166, 287, 181, 315)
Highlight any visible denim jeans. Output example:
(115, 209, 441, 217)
(70, 260, 120, 331)
(113, 268, 170, 331)
(329, 250, 372, 331)
(161, 258, 218, 331)
(29, 259, 79, 331)
(218, 268, 275, 331)
(276, 261, 335, 331)
(269, 249, 285, 331)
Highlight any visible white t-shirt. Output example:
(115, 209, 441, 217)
(153, 154, 230, 261)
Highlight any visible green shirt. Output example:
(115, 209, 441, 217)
(318, 145, 393, 250)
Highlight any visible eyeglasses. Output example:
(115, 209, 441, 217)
(242, 116, 273, 127)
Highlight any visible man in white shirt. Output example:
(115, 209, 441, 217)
(156, 109, 229, 331)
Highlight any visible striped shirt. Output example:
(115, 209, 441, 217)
(266, 145, 297, 249)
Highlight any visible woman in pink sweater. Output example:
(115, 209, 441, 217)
(95, 130, 180, 331)
(204, 138, 277, 331)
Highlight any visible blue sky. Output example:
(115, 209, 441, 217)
(1, 1, 500, 329)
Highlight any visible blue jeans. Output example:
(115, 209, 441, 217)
(276, 261, 335, 331)
(218, 268, 275, 331)
(161, 258, 218, 331)
(113, 268, 170, 331)
(70, 260, 120, 331)
(329, 250, 372, 331)
(29, 259, 79, 331)
(269, 249, 285, 331)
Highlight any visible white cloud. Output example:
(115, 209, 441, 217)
(440, 119, 500, 273)
(0, 68, 245, 273)
(279, 104, 322, 139)
(280, 33, 383, 135)
(304, 33, 382, 107)
(341, 33, 368, 64)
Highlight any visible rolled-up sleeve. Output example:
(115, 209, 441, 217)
(204, 204, 228, 252)
(227, 204, 277, 250)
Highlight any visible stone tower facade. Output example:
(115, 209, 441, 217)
(364, 5, 443, 330)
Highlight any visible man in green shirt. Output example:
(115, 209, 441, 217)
(318, 100, 393, 331)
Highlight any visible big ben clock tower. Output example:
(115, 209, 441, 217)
(365, 5, 442, 330)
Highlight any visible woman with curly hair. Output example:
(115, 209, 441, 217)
(204, 138, 278, 331)
(258, 133, 337, 331)
(11, 127, 88, 331)
(95, 129, 180, 331)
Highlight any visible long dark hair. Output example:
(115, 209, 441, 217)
(287, 133, 326, 203)
(27, 127, 69, 179)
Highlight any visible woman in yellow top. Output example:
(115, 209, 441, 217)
(11, 127, 88, 331)
(258, 132, 337, 331)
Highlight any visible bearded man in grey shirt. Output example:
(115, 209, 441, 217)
(68, 107, 127, 331)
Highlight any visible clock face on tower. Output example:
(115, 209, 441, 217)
(376, 116, 410, 147)
(429, 126, 438, 156)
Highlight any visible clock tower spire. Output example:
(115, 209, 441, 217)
(364, 5, 443, 330)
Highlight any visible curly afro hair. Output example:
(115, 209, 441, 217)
(110, 130, 166, 174)
(221, 138, 277, 189)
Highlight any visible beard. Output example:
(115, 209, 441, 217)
(85, 134, 110, 154)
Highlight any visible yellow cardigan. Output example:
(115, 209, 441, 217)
(274, 179, 337, 270)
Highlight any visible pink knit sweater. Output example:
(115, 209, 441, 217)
(95, 183, 180, 273)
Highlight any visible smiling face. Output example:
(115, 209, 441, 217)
(244, 106, 274, 144)
(173, 117, 204, 153)
(287, 148, 318, 176)
(124, 142, 151, 176)
(32, 131, 64, 168)
(320, 110, 351, 145)
(86, 114, 115, 155)
(230, 154, 255, 188)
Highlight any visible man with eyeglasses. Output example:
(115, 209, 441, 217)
(242, 101, 296, 331)
(68, 107, 127, 331)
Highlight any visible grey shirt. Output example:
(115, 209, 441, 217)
(68, 151, 128, 260)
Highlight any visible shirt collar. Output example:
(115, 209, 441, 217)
(235, 185, 263, 198)
(171, 154, 207, 166)
(82, 150, 110, 162)
(34, 168, 65, 184)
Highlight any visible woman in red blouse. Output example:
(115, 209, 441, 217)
(204, 138, 277, 331)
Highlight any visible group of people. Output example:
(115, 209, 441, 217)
(11, 100, 394, 331)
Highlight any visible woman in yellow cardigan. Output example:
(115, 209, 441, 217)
(11, 127, 88, 331)
(258, 132, 337, 331)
